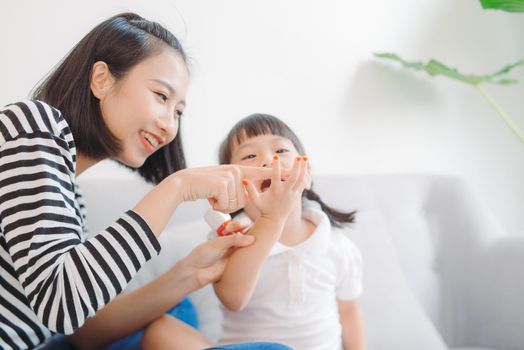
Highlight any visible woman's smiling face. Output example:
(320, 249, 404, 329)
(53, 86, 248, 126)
(99, 47, 189, 168)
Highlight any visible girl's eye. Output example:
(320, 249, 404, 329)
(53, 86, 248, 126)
(275, 148, 290, 154)
(175, 110, 184, 119)
(241, 154, 256, 161)
(155, 92, 168, 102)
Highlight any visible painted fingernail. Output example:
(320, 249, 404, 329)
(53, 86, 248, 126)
(273, 155, 279, 160)
(296, 156, 302, 161)
(302, 156, 308, 161)
(242, 179, 249, 186)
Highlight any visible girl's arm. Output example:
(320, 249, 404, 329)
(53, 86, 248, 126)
(68, 234, 254, 349)
(338, 299, 366, 350)
(213, 156, 309, 311)
(213, 215, 287, 311)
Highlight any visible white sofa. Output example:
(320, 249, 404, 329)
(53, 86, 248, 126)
(78, 173, 524, 350)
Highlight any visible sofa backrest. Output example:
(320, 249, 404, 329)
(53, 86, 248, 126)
(78, 172, 501, 346)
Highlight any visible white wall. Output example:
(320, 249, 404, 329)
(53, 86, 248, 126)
(2, 0, 523, 234)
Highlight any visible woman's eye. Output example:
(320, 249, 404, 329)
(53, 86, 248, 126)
(155, 92, 168, 102)
(241, 154, 256, 161)
(275, 148, 290, 154)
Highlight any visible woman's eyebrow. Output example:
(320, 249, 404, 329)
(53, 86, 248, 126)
(151, 79, 175, 95)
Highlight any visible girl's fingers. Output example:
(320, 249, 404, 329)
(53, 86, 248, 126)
(293, 156, 309, 192)
(243, 178, 260, 204)
(286, 156, 302, 189)
(305, 167, 312, 190)
(270, 155, 281, 190)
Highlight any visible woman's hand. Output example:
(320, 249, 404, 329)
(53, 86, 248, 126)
(178, 234, 255, 289)
(170, 165, 286, 213)
(220, 216, 253, 236)
(244, 155, 309, 220)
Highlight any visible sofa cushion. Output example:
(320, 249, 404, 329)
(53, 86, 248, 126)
(345, 209, 448, 350)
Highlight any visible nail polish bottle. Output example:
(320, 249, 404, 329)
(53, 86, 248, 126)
(204, 208, 236, 237)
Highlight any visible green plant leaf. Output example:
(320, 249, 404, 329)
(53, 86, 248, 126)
(479, 0, 524, 12)
(374, 52, 523, 86)
(373, 52, 524, 146)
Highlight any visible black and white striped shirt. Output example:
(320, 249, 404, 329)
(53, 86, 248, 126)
(0, 100, 161, 349)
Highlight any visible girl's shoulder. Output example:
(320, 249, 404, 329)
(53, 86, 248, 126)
(329, 227, 362, 257)
(1, 100, 71, 144)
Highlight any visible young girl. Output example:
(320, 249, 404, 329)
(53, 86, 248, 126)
(213, 114, 366, 350)
(0, 13, 289, 350)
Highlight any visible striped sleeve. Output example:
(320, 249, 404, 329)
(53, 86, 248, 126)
(0, 101, 161, 335)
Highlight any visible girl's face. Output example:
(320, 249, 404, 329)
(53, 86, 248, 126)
(100, 48, 189, 167)
(230, 133, 299, 171)
(230, 133, 301, 218)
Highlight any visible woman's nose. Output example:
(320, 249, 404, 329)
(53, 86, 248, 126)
(156, 115, 178, 141)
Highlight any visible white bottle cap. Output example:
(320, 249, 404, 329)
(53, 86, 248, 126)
(204, 208, 231, 232)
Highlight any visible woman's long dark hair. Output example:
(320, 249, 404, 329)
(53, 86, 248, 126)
(219, 113, 356, 228)
(32, 12, 187, 184)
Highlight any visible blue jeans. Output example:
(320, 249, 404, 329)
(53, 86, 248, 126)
(39, 298, 290, 350)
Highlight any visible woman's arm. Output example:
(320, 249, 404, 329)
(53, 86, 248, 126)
(133, 164, 280, 236)
(68, 234, 254, 349)
(338, 299, 366, 350)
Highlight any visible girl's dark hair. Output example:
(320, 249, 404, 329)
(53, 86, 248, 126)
(32, 12, 187, 184)
(218, 113, 356, 228)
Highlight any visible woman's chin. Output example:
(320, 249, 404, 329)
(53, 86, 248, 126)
(114, 155, 147, 169)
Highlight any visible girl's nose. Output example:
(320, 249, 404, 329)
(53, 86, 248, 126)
(260, 153, 273, 168)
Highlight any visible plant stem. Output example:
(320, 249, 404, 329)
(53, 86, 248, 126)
(476, 84, 524, 145)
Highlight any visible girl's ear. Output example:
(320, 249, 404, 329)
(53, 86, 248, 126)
(90, 61, 115, 100)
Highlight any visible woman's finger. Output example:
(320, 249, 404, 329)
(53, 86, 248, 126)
(211, 234, 255, 251)
(211, 177, 231, 212)
(222, 217, 251, 235)
(225, 170, 238, 212)
(239, 165, 290, 181)
(231, 166, 246, 211)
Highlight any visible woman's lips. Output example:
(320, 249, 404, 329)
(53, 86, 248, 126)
(139, 133, 156, 153)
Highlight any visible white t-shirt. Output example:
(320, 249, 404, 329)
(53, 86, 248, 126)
(218, 204, 363, 350)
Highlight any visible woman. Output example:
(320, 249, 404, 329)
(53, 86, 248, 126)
(0, 12, 289, 350)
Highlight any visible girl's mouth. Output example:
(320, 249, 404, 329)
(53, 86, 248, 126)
(260, 179, 271, 192)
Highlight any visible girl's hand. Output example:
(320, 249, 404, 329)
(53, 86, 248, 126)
(243, 155, 309, 220)
(179, 234, 256, 288)
(170, 165, 288, 213)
